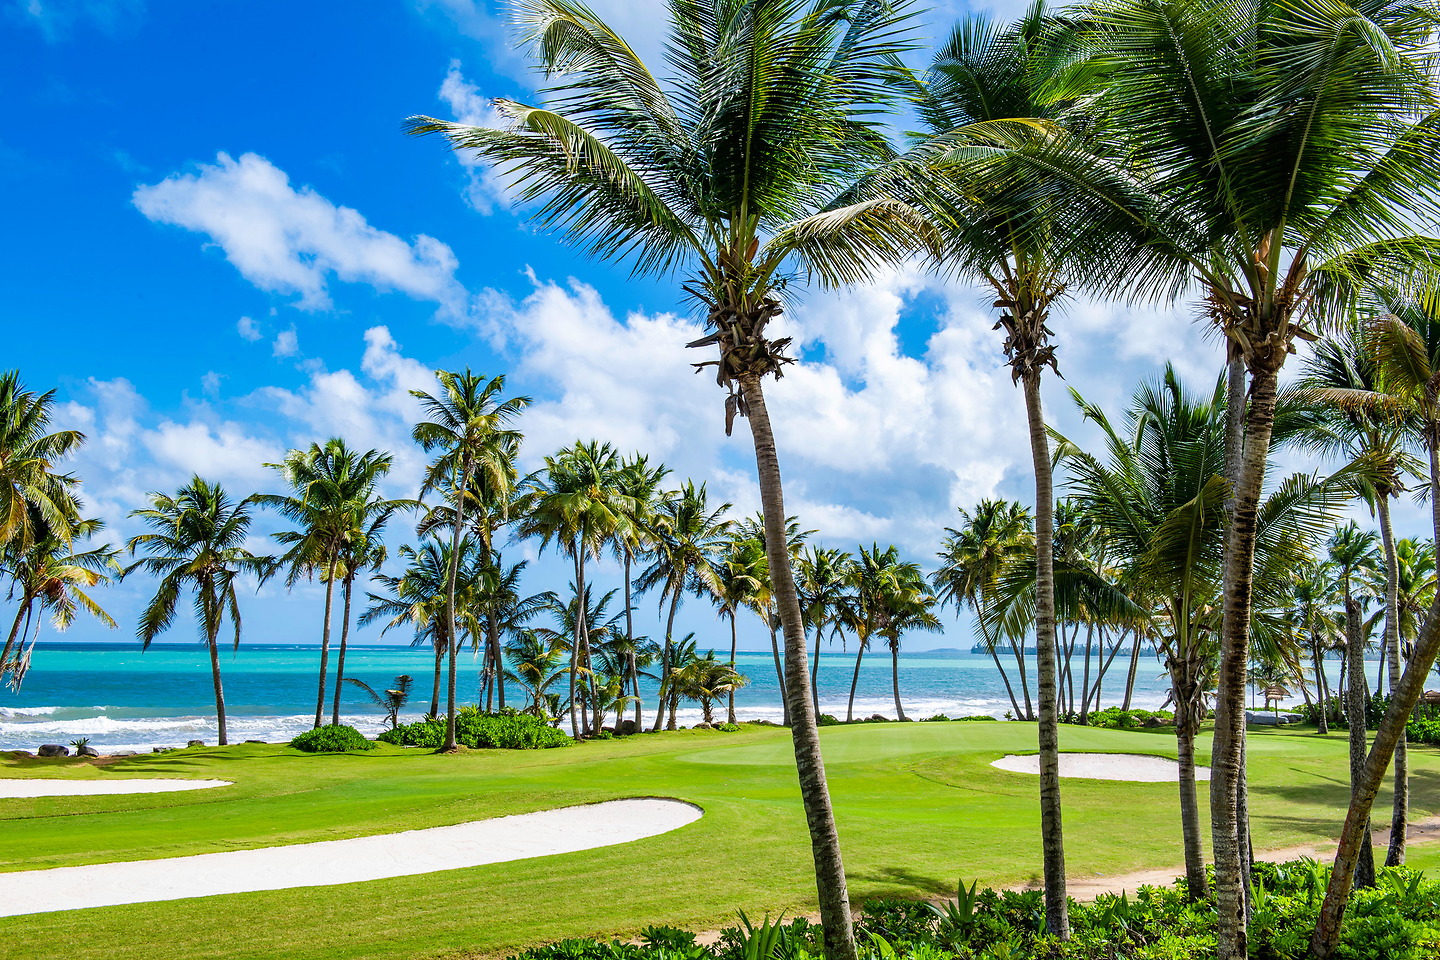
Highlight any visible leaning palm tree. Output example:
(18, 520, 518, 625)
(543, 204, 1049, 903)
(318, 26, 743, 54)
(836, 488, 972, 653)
(412, 370, 529, 750)
(406, 2, 928, 950)
(343, 674, 413, 730)
(0, 371, 83, 557)
(1, 515, 118, 688)
(933, 500, 1036, 720)
(125, 478, 268, 746)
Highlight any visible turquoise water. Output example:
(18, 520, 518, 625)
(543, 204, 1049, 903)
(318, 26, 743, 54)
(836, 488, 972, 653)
(0, 641, 1180, 750)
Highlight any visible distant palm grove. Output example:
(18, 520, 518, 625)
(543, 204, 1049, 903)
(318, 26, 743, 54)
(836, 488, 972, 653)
(10, 0, 1440, 957)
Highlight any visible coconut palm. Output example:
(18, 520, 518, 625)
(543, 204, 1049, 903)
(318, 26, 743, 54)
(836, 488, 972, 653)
(797, 547, 857, 716)
(406, 2, 930, 948)
(125, 478, 268, 746)
(638, 481, 731, 732)
(614, 454, 670, 728)
(709, 532, 768, 725)
(673, 650, 749, 725)
(850, 544, 939, 721)
(412, 370, 530, 750)
(505, 628, 569, 719)
(1393, 539, 1436, 654)
(518, 440, 631, 737)
(1, 515, 118, 688)
(934, 500, 1036, 720)
(343, 674, 413, 730)
(1290, 560, 1342, 734)
(0, 371, 83, 558)
(257, 439, 400, 729)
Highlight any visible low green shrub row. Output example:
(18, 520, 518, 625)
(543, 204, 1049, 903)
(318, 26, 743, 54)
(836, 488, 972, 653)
(289, 724, 375, 753)
(507, 860, 1440, 960)
(1407, 716, 1440, 745)
(816, 714, 997, 726)
(378, 707, 572, 750)
(1083, 707, 1175, 730)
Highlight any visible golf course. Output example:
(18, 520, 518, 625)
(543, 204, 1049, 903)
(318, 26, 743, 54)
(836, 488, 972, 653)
(3, 721, 1436, 960)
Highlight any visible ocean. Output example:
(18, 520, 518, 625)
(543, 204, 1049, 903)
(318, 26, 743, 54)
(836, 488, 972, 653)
(0, 640, 1199, 752)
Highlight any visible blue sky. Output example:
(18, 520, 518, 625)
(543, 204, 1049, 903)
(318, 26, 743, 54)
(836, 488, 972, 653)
(4, 0, 1384, 655)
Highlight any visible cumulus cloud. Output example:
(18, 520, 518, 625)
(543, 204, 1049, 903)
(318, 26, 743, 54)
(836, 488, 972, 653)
(437, 62, 519, 215)
(237, 315, 262, 341)
(272, 326, 299, 358)
(133, 152, 466, 314)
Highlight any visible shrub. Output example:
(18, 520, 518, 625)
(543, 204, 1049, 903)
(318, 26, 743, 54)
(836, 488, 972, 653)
(955, 715, 998, 722)
(816, 714, 842, 726)
(716, 722, 740, 732)
(920, 714, 951, 722)
(289, 724, 375, 753)
(1085, 707, 1175, 730)
(1407, 716, 1440, 745)
(379, 707, 572, 750)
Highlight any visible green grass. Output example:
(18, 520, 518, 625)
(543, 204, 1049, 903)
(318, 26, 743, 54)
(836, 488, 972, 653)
(1, 721, 1436, 960)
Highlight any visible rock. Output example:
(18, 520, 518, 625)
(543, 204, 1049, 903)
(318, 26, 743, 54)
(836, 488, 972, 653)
(152, 746, 176, 754)
(37, 744, 68, 758)
(108, 751, 137, 758)
(617, 720, 638, 736)
(868, 714, 890, 722)
(187, 739, 206, 748)
(77, 745, 100, 758)
(244, 739, 267, 744)
(1141, 715, 1173, 728)
(692, 722, 712, 730)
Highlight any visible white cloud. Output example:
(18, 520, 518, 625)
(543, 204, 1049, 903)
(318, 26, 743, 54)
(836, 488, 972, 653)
(437, 62, 518, 215)
(133, 152, 466, 314)
(237, 315, 261, 341)
(272, 326, 299, 358)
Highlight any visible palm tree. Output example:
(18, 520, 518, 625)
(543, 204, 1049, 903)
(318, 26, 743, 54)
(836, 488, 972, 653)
(125, 478, 268, 746)
(638, 481, 731, 732)
(673, 650, 749, 725)
(0, 371, 83, 558)
(412, 370, 530, 750)
(343, 674, 413, 730)
(1040, 5, 1440, 949)
(257, 439, 399, 729)
(1, 515, 118, 688)
(797, 547, 857, 715)
(1290, 560, 1341, 735)
(505, 628, 569, 719)
(709, 532, 767, 724)
(614, 454, 670, 728)
(406, 3, 929, 949)
(1056, 365, 1348, 899)
(934, 500, 1036, 720)
(518, 440, 631, 737)
(851, 544, 939, 721)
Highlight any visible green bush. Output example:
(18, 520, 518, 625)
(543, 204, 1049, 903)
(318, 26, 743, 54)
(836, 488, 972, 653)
(816, 714, 842, 726)
(289, 724, 375, 753)
(378, 707, 572, 750)
(955, 715, 999, 722)
(1085, 707, 1175, 730)
(716, 722, 740, 732)
(501, 861, 1440, 960)
(1407, 716, 1440, 745)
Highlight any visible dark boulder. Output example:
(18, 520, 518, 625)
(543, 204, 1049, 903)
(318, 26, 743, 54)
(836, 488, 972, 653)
(187, 739, 206, 748)
(76, 745, 101, 758)
(37, 744, 68, 758)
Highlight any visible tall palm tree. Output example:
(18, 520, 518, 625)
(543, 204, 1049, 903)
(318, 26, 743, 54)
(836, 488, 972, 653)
(258, 439, 399, 729)
(1041, 4, 1440, 949)
(1, 515, 118, 688)
(614, 454, 670, 728)
(518, 440, 631, 737)
(406, 2, 929, 949)
(707, 532, 766, 725)
(0, 371, 83, 558)
(638, 481, 731, 732)
(125, 478, 268, 746)
(851, 544, 939, 721)
(412, 370, 529, 750)
(933, 500, 1036, 720)
(1290, 559, 1342, 735)
(797, 546, 857, 716)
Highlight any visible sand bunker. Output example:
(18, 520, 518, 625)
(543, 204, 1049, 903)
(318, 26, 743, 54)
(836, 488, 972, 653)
(991, 753, 1211, 782)
(0, 797, 702, 916)
(0, 778, 232, 798)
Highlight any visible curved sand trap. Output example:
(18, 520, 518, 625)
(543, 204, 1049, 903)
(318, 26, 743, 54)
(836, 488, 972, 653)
(991, 753, 1210, 782)
(0, 797, 701, 916)
(0, 778, 232, 798)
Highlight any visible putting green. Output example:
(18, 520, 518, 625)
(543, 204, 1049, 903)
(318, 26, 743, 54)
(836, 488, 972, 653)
(0, 721, 1434, 960)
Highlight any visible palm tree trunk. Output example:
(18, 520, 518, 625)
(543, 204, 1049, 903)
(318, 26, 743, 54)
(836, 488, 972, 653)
(1313, 639, 1329, 735)
(0, 597, 31, 672)
(442, 459, 471, 751)
(652, 588, 681, 733)
(739, 373, 856, 960)
(626, 550, 642, 730)
(727, 610, 739, 725)
(1079, 621, 1095, 724)
(430, 636, 442, 717)
(847, 642, 864, 723)
(314, 551, 337, 729)
(1311, 585, 1440, 959)
(577, 547, 602, 736)
(986, 643, 1024, 720)
(1173, 653, 1207, 900)
(1344, 591, 1376, 888)
(446, 624, 459, 747)
(1212, 360, 1281, 960)
(1122, 632, 1143, 711)
(1021, 369, 1068, 938)
(770, 618, 789, 726)
(1013, 640, 1035, 720)
(811, 620, 823, 715)
(570, 550, 584, 738)
(1088, 628, 1126, 716)
(889, 639, 906, 721)
(1376, 493, 1407, 866)
(207, 625, 228, 747)
(330, 574, 355, 727)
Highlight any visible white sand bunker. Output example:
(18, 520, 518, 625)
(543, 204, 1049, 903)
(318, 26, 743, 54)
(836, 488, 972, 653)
(0, 778, 232, 798)
(991, 753, 1211, 782)
(0, 797, 701, 916)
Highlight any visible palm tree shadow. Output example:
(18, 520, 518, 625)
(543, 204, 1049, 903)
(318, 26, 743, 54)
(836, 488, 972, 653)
(849, 865, 956, 897)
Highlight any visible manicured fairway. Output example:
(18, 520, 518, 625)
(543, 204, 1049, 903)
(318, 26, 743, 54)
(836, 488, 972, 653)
(1, 722, 1435, 960)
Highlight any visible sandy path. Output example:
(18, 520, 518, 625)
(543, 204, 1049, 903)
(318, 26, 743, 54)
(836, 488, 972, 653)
(1062, 816, 1440, 899)
(0, 798, 702, 916)
(0, 778, 231, 798)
